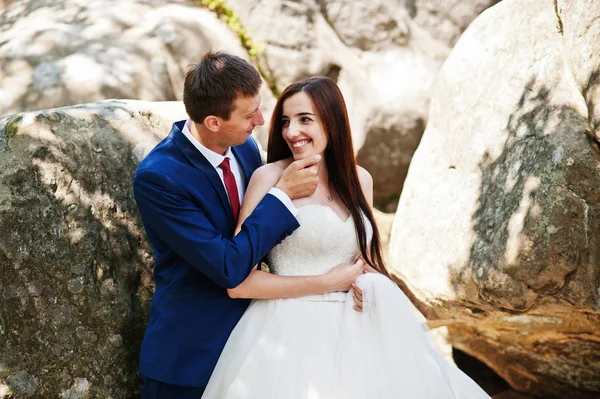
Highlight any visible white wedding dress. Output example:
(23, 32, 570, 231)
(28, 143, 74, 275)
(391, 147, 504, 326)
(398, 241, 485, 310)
(202, 204, 491, 398)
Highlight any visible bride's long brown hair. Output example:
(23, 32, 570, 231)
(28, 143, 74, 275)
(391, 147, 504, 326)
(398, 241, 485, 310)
(267, 76, 388, 276)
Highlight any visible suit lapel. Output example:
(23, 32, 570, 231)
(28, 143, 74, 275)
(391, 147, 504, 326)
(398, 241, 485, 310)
(231, 145, 253, 189)
(169, 121, 233, 225)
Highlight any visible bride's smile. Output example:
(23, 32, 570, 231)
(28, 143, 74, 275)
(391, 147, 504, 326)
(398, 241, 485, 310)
(291, 139, 311, 148)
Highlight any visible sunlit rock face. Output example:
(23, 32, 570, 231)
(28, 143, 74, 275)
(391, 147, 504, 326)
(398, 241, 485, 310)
(0, 0, 277, 138)
(0, 100, 185, 398)
(226, 0, 498, 209)
(0, 0, 212, 114)
(389, 0, 600, 397)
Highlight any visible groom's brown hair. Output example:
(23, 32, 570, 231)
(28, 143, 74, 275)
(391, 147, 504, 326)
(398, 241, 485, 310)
(267, 77, 388, 276)
(183, 50, 262, 123)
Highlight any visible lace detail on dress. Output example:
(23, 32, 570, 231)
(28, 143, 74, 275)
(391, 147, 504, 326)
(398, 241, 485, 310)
(268, 204, 372, 277)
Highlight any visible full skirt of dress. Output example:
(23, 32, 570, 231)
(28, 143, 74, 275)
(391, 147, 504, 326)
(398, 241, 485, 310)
(202, 272, 491, 399)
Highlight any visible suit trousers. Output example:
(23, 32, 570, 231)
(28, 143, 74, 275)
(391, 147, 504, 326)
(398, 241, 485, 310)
(142, 376, 206, 399)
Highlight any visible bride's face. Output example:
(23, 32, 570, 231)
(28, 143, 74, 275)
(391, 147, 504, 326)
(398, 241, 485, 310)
(281, 91, 328, 160)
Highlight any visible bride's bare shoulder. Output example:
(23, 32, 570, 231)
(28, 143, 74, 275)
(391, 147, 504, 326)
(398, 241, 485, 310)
(251, 159, 292, 182)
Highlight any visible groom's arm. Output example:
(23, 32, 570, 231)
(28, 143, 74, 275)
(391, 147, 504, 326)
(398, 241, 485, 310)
(133, 167, 299, 289)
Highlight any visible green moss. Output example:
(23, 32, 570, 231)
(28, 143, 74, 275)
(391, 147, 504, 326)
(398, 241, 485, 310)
(4, 115, 22, 138)
(553, 0, 564, 35)
(197, 0, 280, 97)
(0, 115, 22, 152)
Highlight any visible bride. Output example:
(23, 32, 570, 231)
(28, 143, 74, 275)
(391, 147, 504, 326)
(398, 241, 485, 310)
(202, 76, 491, 398)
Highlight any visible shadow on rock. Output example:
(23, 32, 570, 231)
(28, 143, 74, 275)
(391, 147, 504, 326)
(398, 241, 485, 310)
(0, 109, 155, 398)
(451, 76, 600, 398)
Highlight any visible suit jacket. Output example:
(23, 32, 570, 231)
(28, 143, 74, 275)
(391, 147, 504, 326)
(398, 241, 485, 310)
(133, 120, 299, 387)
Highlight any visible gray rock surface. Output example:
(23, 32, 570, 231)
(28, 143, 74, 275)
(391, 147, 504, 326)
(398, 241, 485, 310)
(0, 100, 186, 398)
(389, 0, 600, 397)
(0, 0, 276, 139)
(405, 0, 501, 46)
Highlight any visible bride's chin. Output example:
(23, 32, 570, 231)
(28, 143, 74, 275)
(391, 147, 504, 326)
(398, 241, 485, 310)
(294, 153, 311, 161)
(289, 148, 318, 161)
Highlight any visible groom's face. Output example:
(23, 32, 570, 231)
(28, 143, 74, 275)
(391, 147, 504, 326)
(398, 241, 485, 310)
(219, 94, 264, 147)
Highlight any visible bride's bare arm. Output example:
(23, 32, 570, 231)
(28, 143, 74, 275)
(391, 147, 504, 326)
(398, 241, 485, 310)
(358, 165, 374, 207)
(227, 162, 363, 299)
(234, 163, 283, 236)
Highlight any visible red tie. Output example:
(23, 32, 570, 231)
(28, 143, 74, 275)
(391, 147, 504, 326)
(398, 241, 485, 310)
(218, 158, 240, 224)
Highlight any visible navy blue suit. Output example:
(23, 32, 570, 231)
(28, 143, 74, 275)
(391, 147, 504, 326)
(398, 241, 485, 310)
(133, 121, 299, 391)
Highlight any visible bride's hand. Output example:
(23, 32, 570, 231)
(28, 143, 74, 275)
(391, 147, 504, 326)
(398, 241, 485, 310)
(324, 258, 365, 293)
(351, 256, 376, 312)
(356, 255, 380, 274)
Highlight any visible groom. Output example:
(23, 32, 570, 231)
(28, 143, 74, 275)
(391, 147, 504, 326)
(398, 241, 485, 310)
(133, 51, 364, 398)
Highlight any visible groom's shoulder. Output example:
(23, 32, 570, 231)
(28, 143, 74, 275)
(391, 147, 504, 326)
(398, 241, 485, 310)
(137, 119, 188, 167)
(136, 137, 177, 172)
(133, 136, 184, 192)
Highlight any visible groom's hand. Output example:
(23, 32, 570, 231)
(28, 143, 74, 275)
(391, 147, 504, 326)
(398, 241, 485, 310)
(275, 155, 321, 199)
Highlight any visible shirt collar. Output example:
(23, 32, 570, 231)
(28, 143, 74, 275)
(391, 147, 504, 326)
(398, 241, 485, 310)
(182, 119, 234, 168)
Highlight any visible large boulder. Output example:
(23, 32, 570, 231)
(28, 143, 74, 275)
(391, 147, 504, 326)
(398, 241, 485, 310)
(0, 0, 276, 138)
(226, 0, 497, 209)
(389, 0, 600, 397)
(407, 0, 501, 46)
(0, 100, 185, 398)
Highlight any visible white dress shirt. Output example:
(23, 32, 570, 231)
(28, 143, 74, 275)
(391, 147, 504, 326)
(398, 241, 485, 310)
(181, 120, 298, 217)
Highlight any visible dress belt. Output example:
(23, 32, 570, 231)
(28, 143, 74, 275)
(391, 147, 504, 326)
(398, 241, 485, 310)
(297, 292, 348, 302)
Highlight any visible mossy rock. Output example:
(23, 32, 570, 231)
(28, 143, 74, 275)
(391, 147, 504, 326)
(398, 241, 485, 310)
(0, 100, 185, 398)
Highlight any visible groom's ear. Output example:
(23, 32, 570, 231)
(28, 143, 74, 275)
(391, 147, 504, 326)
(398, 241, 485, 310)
(204, 116, 221, 132)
